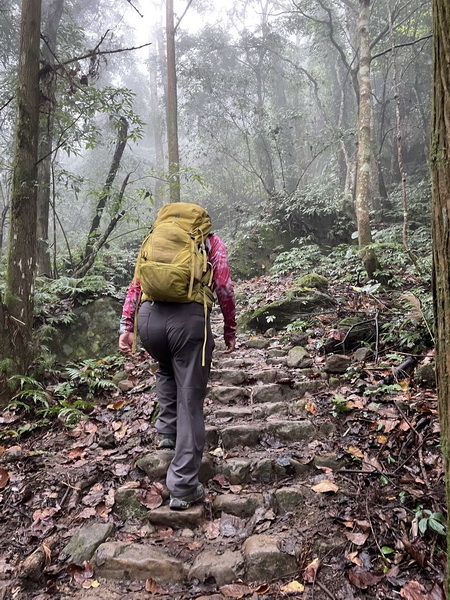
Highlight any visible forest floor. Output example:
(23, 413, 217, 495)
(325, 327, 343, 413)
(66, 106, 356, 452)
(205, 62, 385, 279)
(0, 274, 446, 600)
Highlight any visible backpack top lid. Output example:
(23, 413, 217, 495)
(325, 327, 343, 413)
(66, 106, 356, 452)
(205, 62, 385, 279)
(154, 202, 211, 236)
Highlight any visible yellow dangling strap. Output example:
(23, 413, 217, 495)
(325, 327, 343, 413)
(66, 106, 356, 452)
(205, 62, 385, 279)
(188, 234, 195, 299)
(202, 291, 208, 367)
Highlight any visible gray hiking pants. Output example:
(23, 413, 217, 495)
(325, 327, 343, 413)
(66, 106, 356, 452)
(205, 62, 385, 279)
(137, 301, 214, 498)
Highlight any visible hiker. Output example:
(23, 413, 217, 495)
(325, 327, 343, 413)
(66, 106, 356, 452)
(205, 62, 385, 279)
(118, 202, 236, 510)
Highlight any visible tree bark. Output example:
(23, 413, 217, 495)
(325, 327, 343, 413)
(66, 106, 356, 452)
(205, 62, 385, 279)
(166, 0, 180, 202)
(431, 0, 450, 593)
(0, 0, 42, 406)
(355, 0, 379, 279)
(36, 0, 64, 277)
(72, 117, 128, 277)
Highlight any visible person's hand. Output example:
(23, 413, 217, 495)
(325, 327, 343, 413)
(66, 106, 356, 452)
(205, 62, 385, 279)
(223, 337, 236, 354)
(119, 332, 134, 356)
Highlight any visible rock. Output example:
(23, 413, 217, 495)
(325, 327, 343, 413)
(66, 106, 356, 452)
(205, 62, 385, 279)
(135, 451, 173, 479)
(199, 455, 216, 483)
(250, 369, 280, 384)
(112, 370, 129, 385)
(295, 273, 329, 291)
(208, 386, 250, 404)
(147, 505, 205, 528)
(113, 485, 150, 521)
(213, 493, 264, 518)
(267, 349, 286, 358)
(265, 327, 277, 337)
(189, 549, 244, 586)
(94, 542, 184, 582)
(244, 338, 270, 349)
(118, 379, 134, 392)
(61, 522, 115, 564)
(324, 354, 351, 374)
(286, 346, 312, 368)
(221, 425, 263, 449)
(252, 384, 296, 403)
(210, 369, 246, 386)
(243, 535, 298, 582)
(48, 296, 122, 361)
(218, 458, 252, 485)
(266, 420, 316, 443)
(212, 406, 256, 419)
(205, 426, 219, 448)
(415, 363, 436, 388)
(313, 452, 342, 471)
(353, 347, 373, 362)
(238, 291, 335, 333)
(275, 487, 305, 512)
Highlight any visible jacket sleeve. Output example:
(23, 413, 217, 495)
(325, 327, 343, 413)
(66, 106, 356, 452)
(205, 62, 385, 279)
(208, 234, 237, 345)
(119, 278, 141, 334)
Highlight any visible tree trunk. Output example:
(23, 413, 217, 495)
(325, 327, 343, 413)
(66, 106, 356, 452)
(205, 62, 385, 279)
(36, 0, 64, 277)
(354, 0, 379, 279)
(431, 0, 450, 593)
(72, 117, 128, 277)
(166, 0, 180, 203)
(0, 0, 42, 407)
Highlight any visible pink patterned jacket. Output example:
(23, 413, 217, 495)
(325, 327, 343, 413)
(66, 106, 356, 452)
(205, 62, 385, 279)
(119, 233, 237, 346)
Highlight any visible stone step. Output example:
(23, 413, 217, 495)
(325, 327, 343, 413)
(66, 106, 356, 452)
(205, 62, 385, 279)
(208, 381, 321, 405)
(90, 530, 303, 586)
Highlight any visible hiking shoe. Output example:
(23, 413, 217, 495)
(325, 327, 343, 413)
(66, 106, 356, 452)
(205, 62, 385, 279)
(156, 434, 176, 449)
(169, 484, 204, 511)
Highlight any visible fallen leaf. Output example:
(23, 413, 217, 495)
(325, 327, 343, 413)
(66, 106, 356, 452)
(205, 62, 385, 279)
(280, 580, 305, 593)
(0, 467, 10, 488)
(66, 561, 94, 584)
(303, 557, 321, 583)
(213, 473, 230, 488)
(210, 447, 224, 458)
(219, 583, 253, 598)
(145, 578, 168, 594)
(345, 531, 369, 546)
(253, 583, 270, 594)
(137, 489, 163, 510)
(107, 400, 127, 410)
(348, 567, 384, 589)
(347, 446, 364, 459)
(311, 480, 339, 493)
(345, 551, 362, 566)
(203, 519, 221, 540)
(305, 401, 317, 414)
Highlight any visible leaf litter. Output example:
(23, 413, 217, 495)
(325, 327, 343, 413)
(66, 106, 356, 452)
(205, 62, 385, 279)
(0, 277, 446, 599)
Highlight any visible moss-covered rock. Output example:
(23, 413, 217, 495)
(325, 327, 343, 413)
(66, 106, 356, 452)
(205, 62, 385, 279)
(238, 291, 335, 333)
(48, 296, 122, 361)
(295, 273, 329, 291)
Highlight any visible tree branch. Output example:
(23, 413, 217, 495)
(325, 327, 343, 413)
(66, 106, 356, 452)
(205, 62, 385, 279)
(372, 34, 432, 61)
(175, 0, 194, 32)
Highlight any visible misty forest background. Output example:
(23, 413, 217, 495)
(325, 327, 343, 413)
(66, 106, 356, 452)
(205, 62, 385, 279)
(0, 0, 433, 279)
(0, 0, 436, 386)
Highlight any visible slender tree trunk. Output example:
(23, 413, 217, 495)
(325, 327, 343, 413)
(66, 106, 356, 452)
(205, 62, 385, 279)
(355, 0, 379, 279)
(0, 0, 42, 406)
(36, 0, 64, 277)
(72, 117, 128, 277)
(431, 0, 450, 594)
(166, 0, 180, 203)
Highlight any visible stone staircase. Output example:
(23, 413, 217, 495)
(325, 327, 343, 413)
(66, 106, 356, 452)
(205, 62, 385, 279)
(64, 310, 344, 593)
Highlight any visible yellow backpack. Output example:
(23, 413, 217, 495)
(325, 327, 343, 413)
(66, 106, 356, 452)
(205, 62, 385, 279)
(133, 202, 215, 362)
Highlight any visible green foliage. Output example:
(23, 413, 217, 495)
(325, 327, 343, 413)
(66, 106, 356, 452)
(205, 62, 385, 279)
(414, 505, 446, 536)
(2, 356, 123, 438)
(364, 383, 403, 396)
(331, 394, 350, 414)
(270, 242, 324, 277)
(64, 356, 121, 400)
(381, 290, 434, 352)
